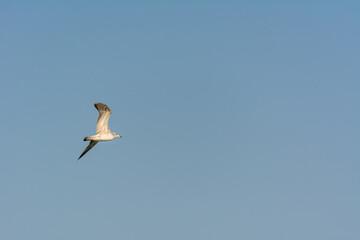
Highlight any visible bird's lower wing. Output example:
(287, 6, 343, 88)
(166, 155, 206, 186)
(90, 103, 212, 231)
(78, 140, 98, 160)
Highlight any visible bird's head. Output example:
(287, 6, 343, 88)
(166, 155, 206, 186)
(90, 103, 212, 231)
(115, 133, 122, 139)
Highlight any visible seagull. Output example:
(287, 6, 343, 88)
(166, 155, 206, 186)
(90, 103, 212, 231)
(78, 103, 122, 160)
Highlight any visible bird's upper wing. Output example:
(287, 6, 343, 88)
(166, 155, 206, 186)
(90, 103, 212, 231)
(78, 140, 98, 160)
(94, 103, 112, 134)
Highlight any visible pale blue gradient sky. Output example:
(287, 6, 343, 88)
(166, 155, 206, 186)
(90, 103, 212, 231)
(1, 1, 360, 239)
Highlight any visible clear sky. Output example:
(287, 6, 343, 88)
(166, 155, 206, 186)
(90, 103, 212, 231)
(1, 1, 360, 239)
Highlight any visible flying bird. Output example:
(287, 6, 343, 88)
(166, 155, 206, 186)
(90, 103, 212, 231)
(78, 103, 122, 160)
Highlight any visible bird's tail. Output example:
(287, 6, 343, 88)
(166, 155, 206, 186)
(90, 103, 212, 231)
(83, 136, 92, 141)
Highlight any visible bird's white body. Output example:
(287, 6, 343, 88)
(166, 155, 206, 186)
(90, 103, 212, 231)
(86, 132, 118, 141)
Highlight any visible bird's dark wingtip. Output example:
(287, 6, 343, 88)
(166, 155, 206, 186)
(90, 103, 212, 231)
(78, 152, 86, 160)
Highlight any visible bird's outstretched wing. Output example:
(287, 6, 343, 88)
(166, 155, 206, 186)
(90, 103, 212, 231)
(78, 140, 98, 160)
(94, 103, 112, 134)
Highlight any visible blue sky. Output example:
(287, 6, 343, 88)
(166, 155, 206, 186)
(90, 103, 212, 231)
(1, 1, 360, 239)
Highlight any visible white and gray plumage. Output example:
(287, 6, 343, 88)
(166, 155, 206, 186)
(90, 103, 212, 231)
(78, 103, 122, 160)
